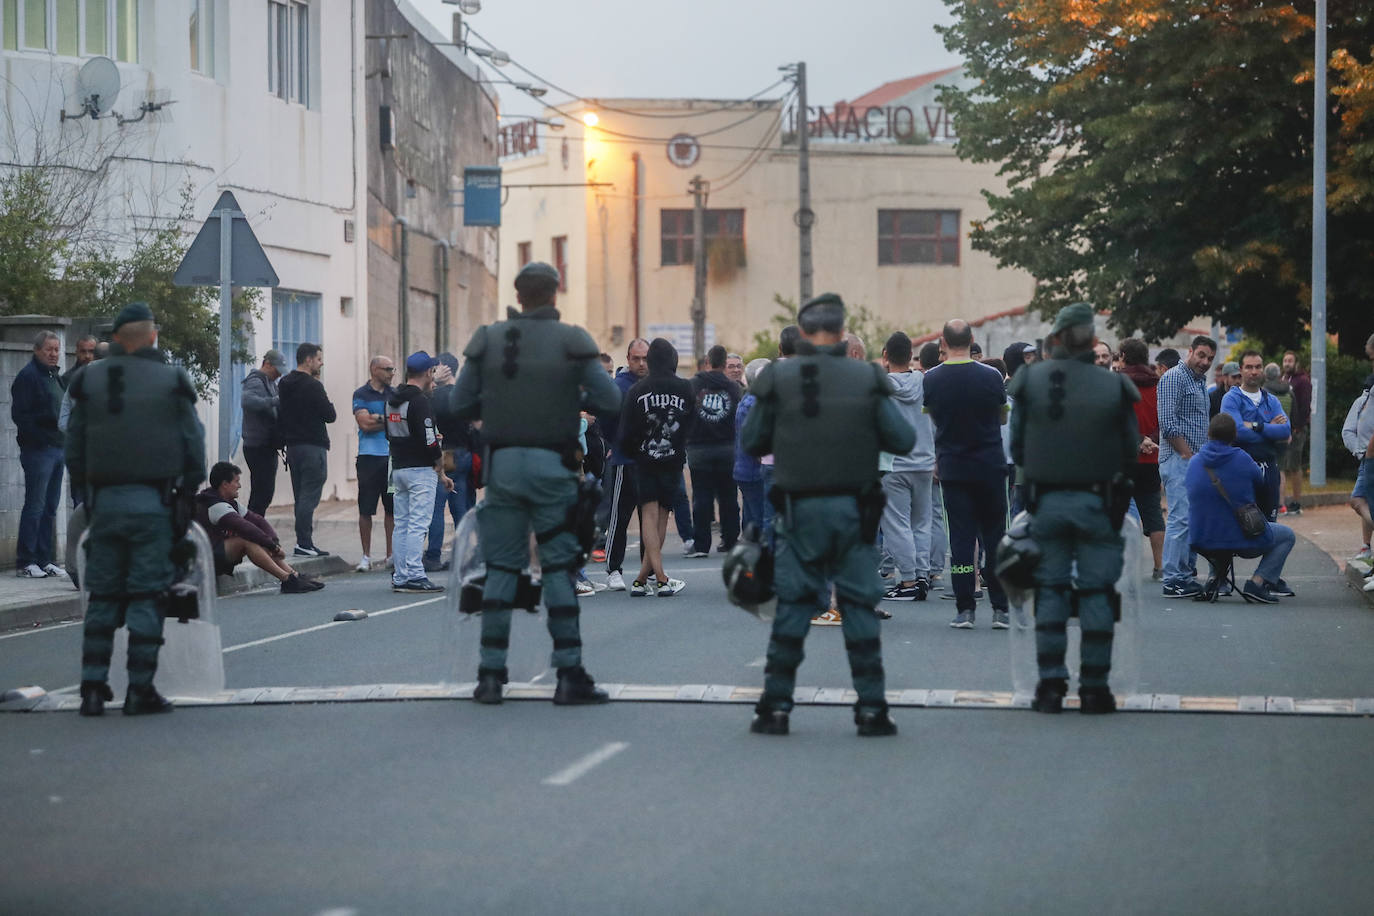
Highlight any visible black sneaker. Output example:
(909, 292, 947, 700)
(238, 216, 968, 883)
(393, 578, 445, 593)
(1286, 501, 1303, 516)
(1031, 678, 1067, 713)
(883, 582, 922, 601)
(855, 705, 898, 737)
(874, 607, 893, 620)
(292, 545, 320, 557)
(1267, 578, 1296, 598)
(1163, 580, 1204, 598)
(1078, 686, 1117, 715)
(1241, 580, 1277, 604)
(79, 681, 113, 717)
(281, 573, 314, 594)
(750, 709, 790, 735)
(123, 684, 173, 716)
(913, 578, 930, 601)
(553, 666, 609, 705)
(423, 557, 451, 573)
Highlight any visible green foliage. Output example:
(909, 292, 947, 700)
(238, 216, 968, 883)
(937, 1, 1374, 351)
(0, 177, 260, 397)
(737, 293, 928, 363)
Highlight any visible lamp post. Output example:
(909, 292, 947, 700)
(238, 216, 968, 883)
(1310, 0, 1328, 487)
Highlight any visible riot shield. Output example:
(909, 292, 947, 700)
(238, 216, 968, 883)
(64, 503, 90, 589)
(77, 522, 224, 699)
(1010, 514, 1144, 703)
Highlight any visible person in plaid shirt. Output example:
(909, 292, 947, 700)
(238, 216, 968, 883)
(1156, 335, 1217, 597)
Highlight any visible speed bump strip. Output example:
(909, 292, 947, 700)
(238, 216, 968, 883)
(5, 685, 1374, 716)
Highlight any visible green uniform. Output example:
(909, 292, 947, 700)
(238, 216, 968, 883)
(1007, 350, 1138, 687)
(741, 340, 915, 715)
(435, 306, 620, 681)
(66, 344, 206, 689)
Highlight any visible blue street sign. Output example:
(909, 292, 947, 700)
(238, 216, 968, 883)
(463, 166, 502, 227)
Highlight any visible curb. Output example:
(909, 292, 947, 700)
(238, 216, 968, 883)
(1346, 559, 1374, 608)
(0, 554, 351, 634)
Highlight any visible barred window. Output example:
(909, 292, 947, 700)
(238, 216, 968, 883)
(878, 209, 960, 266)
(660, 209, 745, 267)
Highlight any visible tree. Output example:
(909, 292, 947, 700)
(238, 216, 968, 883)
(738, 293, 927, 362)
(938, 1, 1374, 351)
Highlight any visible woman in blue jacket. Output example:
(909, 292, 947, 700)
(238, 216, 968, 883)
(1185, 413, 1296, 603)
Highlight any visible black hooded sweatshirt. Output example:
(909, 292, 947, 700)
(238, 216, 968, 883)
(387, 384, 441, 469)
(687, 369, 742, 451)
(619, 339, 695, 468)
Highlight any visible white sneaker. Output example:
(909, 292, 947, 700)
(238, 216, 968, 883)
(682, 540, 696, 557)
(655, 577, 686, 597)
(606, 571, 626, 591)
(355, 555, 371, 573)
(42, 564, 68, 578)
(17, 564, 47, 578)
(1364, 576, 1374, 593)
(1352, 546, 1372, 562)
(383, 555, 394, 569)
(575, 578, 596, 598)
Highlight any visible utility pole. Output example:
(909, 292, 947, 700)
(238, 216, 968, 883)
(795, 61, 814, 302)
(1310, 0, 1328, 487)
(690, 174, 708, 364)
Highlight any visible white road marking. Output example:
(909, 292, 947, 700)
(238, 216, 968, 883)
(0, 620, 83, 640)
(221, 596, 444, 654)
(314, 909, 359, 916)
(542, 742, 629, 786)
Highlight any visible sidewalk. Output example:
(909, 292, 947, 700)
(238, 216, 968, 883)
(1283, 501, 1374, 606)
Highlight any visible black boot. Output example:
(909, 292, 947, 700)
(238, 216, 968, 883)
(79, 681, 113, 717)
(473, 667, 507, 705)
(123, 684, 173, 716)
(855, 703, 898, 737)
(750, 707, 790, 735)
(1078, 685, 1117, 715)
(553, 666, 609, 705)
(1031, 678, 1067, 714)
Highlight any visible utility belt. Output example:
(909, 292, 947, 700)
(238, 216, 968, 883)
(1026, 477, 1133, 531)
(768, 482, 887, 544)
(486, 440, 583, 478)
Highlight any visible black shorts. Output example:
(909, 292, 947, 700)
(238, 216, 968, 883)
(357, 455, 394, 517)
(1131, 463, 1165, 536)
(212, 541, 237, 578)
(636, 465, 683, 509)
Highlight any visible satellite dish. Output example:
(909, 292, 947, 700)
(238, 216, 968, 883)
(76, 57, 121, 118)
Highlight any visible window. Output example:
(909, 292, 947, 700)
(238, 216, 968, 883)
(2, 0, 135, 60)
(268, 0, 309, 105)
(272, 290, 322, 366)
(189, 0, 214, 76)
(552, 236, 568, 291)
(660, 209, 745, 267)
(516, 241, 531, 269)
(877, 209, 960, 266)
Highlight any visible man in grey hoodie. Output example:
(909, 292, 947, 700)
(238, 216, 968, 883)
(878, 332, 935, 601)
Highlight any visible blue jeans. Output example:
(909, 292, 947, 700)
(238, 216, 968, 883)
(18, 446, 65, 568)
(1254, 523, 1296, 584)
(426, 452, 472, 563)
(1354, 457, 1374, 504)
(738, 478, 765, 532)
(392, 466, 439, 585)
(1160, 453, 1197, 587)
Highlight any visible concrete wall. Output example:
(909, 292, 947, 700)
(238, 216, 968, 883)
(0, 317, 69, 568)
(365, 0, 500, 375)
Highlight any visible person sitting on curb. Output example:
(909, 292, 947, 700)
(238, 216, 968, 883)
(195, 461, 323, 594)
(1184, 414, 1296, 604)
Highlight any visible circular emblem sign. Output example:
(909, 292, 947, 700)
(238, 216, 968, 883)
(667, 133, 701, 168)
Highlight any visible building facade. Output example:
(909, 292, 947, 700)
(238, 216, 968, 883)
(496, 68, 1040, 359)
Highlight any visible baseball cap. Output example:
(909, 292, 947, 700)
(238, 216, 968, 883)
(1222, 361, 1241, 376)
(406, 351, 439, 373)
(262, 349, 287, 372)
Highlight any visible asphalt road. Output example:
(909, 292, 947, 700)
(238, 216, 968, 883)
(3, 534, 1373, 914)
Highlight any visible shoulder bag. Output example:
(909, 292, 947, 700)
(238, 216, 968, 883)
(1204, 467, 1267, 538)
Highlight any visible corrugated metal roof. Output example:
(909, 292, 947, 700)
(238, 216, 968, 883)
(838, 66, 963, 111)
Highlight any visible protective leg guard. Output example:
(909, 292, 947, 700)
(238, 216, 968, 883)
(553, 665, 608, 705)
(474, 666, 508, 705)
(79, 680, 113, 718)
(1032, 677, 1067, 714)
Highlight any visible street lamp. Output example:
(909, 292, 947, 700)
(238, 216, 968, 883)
(441, 0, 482, 13)
(582, 111, 599, 127)
(479, 78, 547, 98)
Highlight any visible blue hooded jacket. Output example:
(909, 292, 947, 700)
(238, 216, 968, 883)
(1221, 385, 1290, 464)
(602, 368, 641, 467)
(1184, 439, 1276, 553)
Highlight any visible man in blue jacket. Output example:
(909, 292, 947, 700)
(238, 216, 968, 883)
(1185, 413, 1296, 603)
(10, 330, 68, 578)
(1221, 350, 1291, 520)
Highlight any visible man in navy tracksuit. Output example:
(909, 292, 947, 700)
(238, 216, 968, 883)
(1221, 349, 1291, 520)
(686, 345, 743, 555)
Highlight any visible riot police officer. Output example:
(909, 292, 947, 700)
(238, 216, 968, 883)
(740, 293, 916, 736)
(66, 303, 207, 716)
(434, 262, 621, 705)
(1006, 303, 1139, 714)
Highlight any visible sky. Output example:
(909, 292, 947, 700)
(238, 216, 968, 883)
(411, 0, 962, 118)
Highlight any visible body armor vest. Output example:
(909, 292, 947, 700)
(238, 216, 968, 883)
(1015, 356, 1136, 485)
(763, 353, 885, 494)
(466, 311, 599, 448)
(72, 353, 197, 486)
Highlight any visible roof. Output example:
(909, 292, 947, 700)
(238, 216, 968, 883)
(838, 66, 963, 111)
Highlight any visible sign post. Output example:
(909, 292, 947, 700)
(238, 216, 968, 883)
(174, 191, 280, 461)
